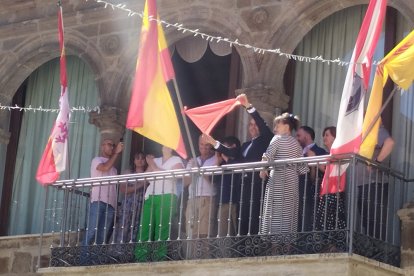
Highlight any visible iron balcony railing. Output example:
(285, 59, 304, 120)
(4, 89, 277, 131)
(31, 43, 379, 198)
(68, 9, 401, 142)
(39, 154, 407, 268)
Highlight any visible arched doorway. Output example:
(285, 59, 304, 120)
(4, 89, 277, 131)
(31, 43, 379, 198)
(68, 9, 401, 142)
(128, 36, 243, 158)
(1, 56, 100, 235)
(287, 4, 414, 244)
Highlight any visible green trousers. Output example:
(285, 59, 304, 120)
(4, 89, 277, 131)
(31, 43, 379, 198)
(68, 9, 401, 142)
(135, 194, 177, 262)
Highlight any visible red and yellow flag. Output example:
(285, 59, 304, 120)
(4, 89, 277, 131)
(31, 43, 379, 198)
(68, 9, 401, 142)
(126, 0, 187, 158)
(360, 29, 414, 159)
(36, 4, 70, 185)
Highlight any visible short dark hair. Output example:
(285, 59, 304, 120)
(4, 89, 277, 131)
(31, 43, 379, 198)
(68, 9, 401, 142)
(300, 126, 315, 141)
(222, 136, 241, 149)
(323, 126, 337, 138)
(222, 136, 241, 159)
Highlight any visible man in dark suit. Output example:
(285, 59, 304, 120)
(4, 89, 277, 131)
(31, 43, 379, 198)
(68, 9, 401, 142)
(296, 126, 327, 232)
(237, 94, 274, 236)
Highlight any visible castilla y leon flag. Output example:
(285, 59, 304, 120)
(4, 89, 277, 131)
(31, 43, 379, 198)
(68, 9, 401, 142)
(184, 98, 241, 135)
(126, 0, 187, 159)
(36, 4, 70, 185)
(321, 0, 386, 195)
(360, 29, 414, 159)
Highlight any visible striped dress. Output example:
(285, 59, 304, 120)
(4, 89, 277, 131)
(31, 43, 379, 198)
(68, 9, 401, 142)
(261, 134, 308, 234)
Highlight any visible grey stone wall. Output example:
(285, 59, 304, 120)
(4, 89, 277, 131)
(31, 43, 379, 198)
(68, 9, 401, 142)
(38, 253, 404, 276)
(0, 232, 409, 275)
(0, 0, 413, 140)
(398, 202, 414, 274)
(0, 234, 59, 275)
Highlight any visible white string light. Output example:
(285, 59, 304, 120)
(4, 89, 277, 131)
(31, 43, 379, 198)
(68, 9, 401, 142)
(0, 104, 100, 113)
(87, 0, 382, 67)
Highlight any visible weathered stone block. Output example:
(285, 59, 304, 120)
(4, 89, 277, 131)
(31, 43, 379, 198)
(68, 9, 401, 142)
(398, 203, 414, 269)
(0, 21, 38, 38)
(24, 236, 45, 247)
(98, 17, 137, 36)
(2, 37, 26, 51)
(0, 239, 20, 249)
(162, 0, 194, 10)
(0, 257, 9, 274)
(79, 7, 122, 25)
(33, 255, 50, 272)
(237, 0, 251, 8)
(252, 0, 282, 5)
(38, 14, 78, 33)
(11, 252, 32, 273)
(0, 127, 11, 144)
(73, 0, 101, 12)
(74, 23, 99, 38)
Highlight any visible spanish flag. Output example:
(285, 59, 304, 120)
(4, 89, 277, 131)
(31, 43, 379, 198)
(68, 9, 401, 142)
(360, 29, 414, 159)
(126, 0, 187, 158)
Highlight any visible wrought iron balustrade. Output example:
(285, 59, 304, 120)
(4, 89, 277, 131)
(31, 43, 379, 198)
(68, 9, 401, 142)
(39, 154, 406, 267)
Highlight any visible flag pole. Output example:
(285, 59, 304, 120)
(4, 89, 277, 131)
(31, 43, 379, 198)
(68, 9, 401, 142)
(361, 85, 400, 143)
(172, 78, 198, 162)
(58, 0, 71, 180)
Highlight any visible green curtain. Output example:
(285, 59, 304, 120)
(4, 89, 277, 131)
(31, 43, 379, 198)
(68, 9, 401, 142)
(292, 5, 414, 243)
(8, 56, 100, 235)
(292, 5, 384, 146)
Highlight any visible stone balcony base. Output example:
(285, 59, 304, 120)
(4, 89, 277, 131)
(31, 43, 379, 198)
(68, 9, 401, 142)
(39, 253, 403, 276)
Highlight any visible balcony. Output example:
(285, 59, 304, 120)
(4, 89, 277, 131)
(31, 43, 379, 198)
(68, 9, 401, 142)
(33, 154, 412, 274)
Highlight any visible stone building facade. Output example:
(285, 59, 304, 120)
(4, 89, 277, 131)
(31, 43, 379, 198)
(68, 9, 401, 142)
(0, 0, 413, 141)
(1, 0, 414, 274)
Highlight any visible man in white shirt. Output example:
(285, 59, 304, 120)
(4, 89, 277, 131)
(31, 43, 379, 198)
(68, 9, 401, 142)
(84, 138, 123, 245)
(185, 135, 217, 238)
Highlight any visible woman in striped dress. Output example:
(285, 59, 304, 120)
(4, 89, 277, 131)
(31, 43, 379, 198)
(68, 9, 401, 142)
(260, 113, 309, 234)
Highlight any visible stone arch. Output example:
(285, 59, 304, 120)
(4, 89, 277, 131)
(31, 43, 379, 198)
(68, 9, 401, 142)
(260, 0, 414, 99)
(0, 30, 106, 105)
(163, 6, 257, 87)
(115, 6, 260, 111)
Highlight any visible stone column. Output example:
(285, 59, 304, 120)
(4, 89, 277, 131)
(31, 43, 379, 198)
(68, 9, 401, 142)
(0, 127, 10, 145)
(0, 94, 11, 145)
(397, 202, 414, 271)
(234, 84, 289, 141)
(89, 105, 126, 143)
(235, 84, 290, 126)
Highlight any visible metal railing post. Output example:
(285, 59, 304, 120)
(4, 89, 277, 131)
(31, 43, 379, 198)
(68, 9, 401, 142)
(37, 186, 49, 270)
(348, 155, 357, 255)
(44, 154, 407, 267)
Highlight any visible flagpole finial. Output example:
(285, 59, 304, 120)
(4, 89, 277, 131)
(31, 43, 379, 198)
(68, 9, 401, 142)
(57, 0, 62, 7)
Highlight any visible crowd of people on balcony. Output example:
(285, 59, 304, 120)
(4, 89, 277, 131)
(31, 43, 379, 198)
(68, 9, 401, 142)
(83, 94, 394, 261)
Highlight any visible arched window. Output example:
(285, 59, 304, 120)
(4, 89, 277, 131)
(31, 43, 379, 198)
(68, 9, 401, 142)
(6, 56, 100, 235)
